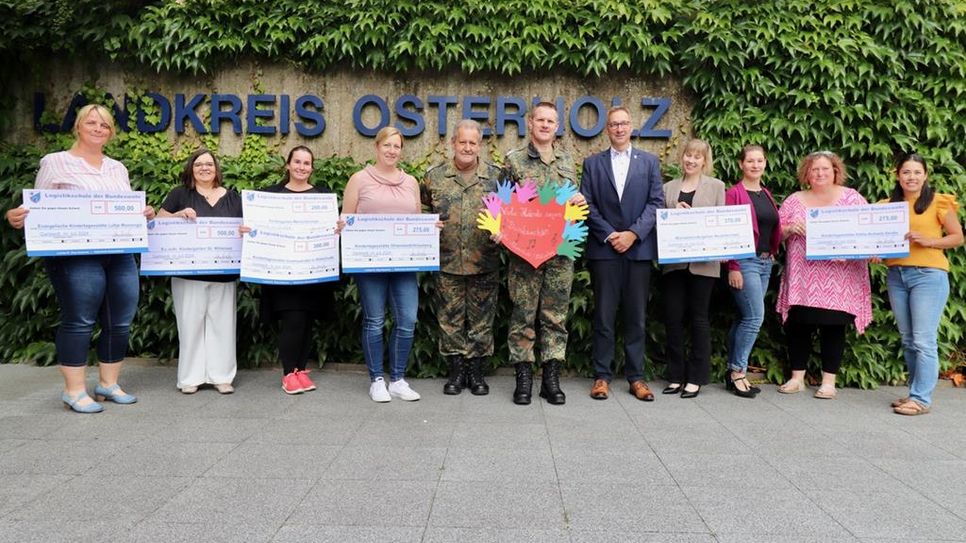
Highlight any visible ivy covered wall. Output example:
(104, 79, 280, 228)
(2, 0, 964, 387)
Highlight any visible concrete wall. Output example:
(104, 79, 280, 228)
(9, 60, 695, 166)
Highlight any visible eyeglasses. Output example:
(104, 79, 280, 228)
(607, 121, 631, 128)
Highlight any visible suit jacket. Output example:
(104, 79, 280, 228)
(579, 147, 665, 261)
(662, 175, 726, 277)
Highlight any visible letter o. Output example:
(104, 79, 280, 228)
(568, 96, 606, 138)
(353, 95, 390, 137)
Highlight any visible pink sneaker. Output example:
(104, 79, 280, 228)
(296, 370, 317, 392)
(282, 371, 304, 394)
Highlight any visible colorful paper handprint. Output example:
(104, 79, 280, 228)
(476, 180, 589, 268)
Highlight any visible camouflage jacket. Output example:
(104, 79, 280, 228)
(421, 159, 502, 275)
(503, 142, 578, 189)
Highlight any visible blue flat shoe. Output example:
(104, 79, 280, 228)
(62, 391, 104, 414)
(94, 384, 138, 405)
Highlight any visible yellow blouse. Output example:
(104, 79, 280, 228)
(885, 193, 959, 271)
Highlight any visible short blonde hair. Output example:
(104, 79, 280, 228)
(680, 138, 714, 175)
(374, 126, 403, 147)
(797, 151, 848, 186)
(72, 104, 116, 142)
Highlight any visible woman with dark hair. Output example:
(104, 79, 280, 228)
(724, 145, 779, 398)
(256, 145, 337, 394)
(4, 104, 155, 413)
(884, 153, 962, 415)
(776, 151, 872, 399)
(158, 148, 241, 394)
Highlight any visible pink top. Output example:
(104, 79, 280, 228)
(776, 187, 873, 333)
(355, 166, 420, 214)
(35, 151, 131, 191)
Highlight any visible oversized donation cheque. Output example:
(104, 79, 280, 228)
(340, 214, 440, 273)
(240, 190, 340, 284)
(656, 205, 754, 264)
(22, 189, 148, 256)
(475, 178, 589, 269)
(140, 217, 243, 276)
(805, 201, 909, 260)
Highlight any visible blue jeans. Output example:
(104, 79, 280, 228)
(887, 266, 949, 406)
(355, 272, 418, 381)
(43, 255, 140, 367)
(727, 256, 774, 373)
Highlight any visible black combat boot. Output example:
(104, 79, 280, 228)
(443, 356, 466, 395)
(467, 357, 490, 396)
(539, 360, 566, 405)
(512, 362, 533, 405)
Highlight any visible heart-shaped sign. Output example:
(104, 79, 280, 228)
(477, 178, 589, 269)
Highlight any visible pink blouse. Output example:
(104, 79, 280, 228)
(355, 166, 419, 214)
(35, 151, 131, 191)
(776, 187, 873, 333)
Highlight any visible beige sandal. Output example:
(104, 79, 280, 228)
(778, 379, 806, 394)
(813, 386, 836, 400)
(894, 400, 930, 416)
(891, 397, 909, 408)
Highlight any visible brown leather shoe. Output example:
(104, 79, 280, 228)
(590, 379, 609, 400)
(629, 381, 655, 402)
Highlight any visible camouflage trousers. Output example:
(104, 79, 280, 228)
(434, 271, 499, 357)
(507, 253, 574, 363)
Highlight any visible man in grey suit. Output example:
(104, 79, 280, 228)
(578, 106, 665, 401)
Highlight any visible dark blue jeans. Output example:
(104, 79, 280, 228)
(44, 254, 140, 367)
(355, 272, 418, 381)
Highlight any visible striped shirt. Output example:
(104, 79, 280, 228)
(35, 151, 131, 192)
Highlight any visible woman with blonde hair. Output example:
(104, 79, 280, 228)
(776, 151, 872, 399)
(5, 104, 155, 413)
(660, 138, 725, 399)
(341, 127, 423, 402)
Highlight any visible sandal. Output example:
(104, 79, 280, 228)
(891, 397, 909, 408)
(813, 386, 836, 400)
(778, 379, 806, 394)
(894, 400, 930, 416)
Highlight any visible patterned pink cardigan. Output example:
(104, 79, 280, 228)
(775, 188, 873, 333)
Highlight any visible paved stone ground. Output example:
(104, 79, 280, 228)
(0, 363, 965, 542)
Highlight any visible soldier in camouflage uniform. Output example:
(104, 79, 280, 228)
(503, 101, 581, 406)
(421, 120, 501, 396)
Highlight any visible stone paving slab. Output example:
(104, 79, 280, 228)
(0, 363, 965, 542)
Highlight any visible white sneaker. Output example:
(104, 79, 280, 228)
(369, 377, 391, 403)
(388, 379, 421, 401)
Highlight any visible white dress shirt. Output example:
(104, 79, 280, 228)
(610, 147, 630, 201)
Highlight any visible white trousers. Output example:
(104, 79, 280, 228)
(171, 278, 237, 388)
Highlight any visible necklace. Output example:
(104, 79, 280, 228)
(196, 186, 221, 204)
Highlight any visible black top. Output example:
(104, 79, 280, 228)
(747, 189, 778, 254)
(677, 190, 696, 207)
(256, 182, 338, 321)
(260, 181, 325, 196)
(160, 186, 242, 282)
(161, 185, 243, 218)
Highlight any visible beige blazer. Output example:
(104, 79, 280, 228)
(662, 175, 726, 278)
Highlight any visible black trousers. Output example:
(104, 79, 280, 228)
(589, 259, 652, 382)
(278, 310, 313, 374)
(662, 270, 715, 385)
(786, 322, 846, 374)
